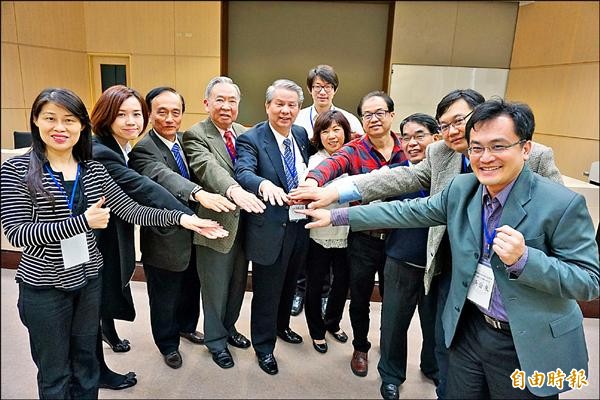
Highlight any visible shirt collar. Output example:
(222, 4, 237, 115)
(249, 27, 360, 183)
(310, 104, 336, 121)
(482, 179, 517, 207)
(269, 122, 295, 148)
(153, 129, 181, 151)
(211, 120, 236, 139)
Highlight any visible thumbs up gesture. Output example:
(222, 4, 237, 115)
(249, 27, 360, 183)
(84, 196, 111, 229)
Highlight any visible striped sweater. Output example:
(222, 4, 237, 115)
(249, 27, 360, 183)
(1, 153, 184, 291)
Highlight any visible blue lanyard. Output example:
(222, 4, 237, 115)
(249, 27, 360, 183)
(309, 107, 315, 129)
(482, 205, 501, 259)
(45, 163, 81, 215)
(281, 138, 297, 177)
(462, 155, 470, 173)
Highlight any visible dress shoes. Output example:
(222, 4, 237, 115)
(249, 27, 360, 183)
(98, 371, 137, 390)
(212, 348, 234, 369)
(227, 332, 251, 349)
(328, 329, 348, 343)
(257, 353, 278, 375)
(164, 350, 183, 369)
(277, 328, 303, 344)
(312, 340, 328, 354)
(380, 383, 399, 400)
(350, 350, 368, 377)
(102, 333, 131, 353)
(290, 293, 304, 316)
(179, 330, 204, 345)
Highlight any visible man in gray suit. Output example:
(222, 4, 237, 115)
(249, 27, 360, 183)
(290, 89, 562, 399)
(183, 77, 266, 369)
(128, 87, 236, 369)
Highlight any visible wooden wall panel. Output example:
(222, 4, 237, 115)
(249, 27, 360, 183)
(1, 44, 25, 108)
(19, 46, 91, 109)
(512, 2, 599, 68)
(181, 112, 208, 133)
(175, 56, 220, 114)
(84, 1, 174, 55)
(506, 64, 599, 141)
(1, 1, 17, 43)
(14, 1, 86, 52)
(130, 55, 176, 98)
(174, 1, 220, 57)
(533, 133, 599, 180)
(1, 109, 28, 149)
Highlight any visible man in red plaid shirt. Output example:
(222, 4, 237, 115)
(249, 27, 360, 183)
(302, 91, 406, 377)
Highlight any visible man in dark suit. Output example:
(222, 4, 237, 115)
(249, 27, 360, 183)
(128, 87, 236, 369)
(235, 79, 311, 375)
(182, 77, 265, 369)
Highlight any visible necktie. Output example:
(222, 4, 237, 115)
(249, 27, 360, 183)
(223, 130, 237, 163)
(282, 138, 298, 190)
(171, 142, 190, 179)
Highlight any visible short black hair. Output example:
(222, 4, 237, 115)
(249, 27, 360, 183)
(357, 91, 394, 117)
(145, 86, 186, 114)
(307, 65, 339, 91)
(435, 89, 485, 120)
(399, 113, 439, 135)
(465, 97, 535, 143)
(310, 110, 352, 151)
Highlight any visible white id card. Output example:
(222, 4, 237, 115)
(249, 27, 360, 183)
(466, 262, 494, 310)
(289, 204, 308, 221)
(61, 233, 90, 270)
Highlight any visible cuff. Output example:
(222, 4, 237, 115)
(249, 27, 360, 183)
(506, 247, 528, 278)
(338, 181, 362, 204)
(330, 207, 350, 226)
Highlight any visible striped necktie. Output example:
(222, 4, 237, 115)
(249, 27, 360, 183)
(223, 130, 237, 163)
(171, 142, 190, 179)
(283, 138, 298, 190)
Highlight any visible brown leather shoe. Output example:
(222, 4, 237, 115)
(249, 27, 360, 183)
(350, 350, 368, 377)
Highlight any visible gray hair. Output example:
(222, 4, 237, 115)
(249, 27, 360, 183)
(204, 76, 241, 100)
(265, 79, 304, 106)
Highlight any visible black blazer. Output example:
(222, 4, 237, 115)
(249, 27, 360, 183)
(235, 121, 309, 265)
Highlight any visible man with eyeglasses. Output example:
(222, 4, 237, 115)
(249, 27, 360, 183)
(299, 99, 598, 399)
(301, 90, 406, 378)
(290, 89, 562, 399)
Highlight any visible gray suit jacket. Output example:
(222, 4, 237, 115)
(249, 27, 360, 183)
(128, 130, 195, 272)
(353, 140, 563, 292)
(348, 166, 599, 396)
(183, 119, 247, 253)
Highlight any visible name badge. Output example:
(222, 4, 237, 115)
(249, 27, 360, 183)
(289, 204, 307, 221)
(61, 233, 90, 270)
(466, 262, 494, 310)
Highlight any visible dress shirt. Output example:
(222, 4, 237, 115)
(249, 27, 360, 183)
(268, 123, 307, 177)
(296, 104, 364, 139)
(119, 141, 132, 163)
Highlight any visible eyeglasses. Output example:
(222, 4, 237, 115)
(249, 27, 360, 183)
(438, 110, 473, 133)
(312, 84, 335, 93)
(467, 140, 526, 155)
(401, 133, 431, 142)
(361, 110, 389, 122)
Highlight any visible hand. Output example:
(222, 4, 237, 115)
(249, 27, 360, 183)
(195, 190, 237, 213)
(492, 225, 526, 265)
(84, 196, 110, 229)
(259, 180, 289, 206)
(350, 131, 363, 140)
(288, 185, 339, 209)
(179, 214, 229, 239)
(295, 208, 332, 229)
(229, 185, 266, 213)
(298, 178, 318, 188)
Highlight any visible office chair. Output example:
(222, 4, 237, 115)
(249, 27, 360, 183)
(13, 131, 32, 149)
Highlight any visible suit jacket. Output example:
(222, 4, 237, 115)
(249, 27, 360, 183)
(348, 166, 599, 396)
(92, 134, 191, 320)
(353, 140, 563, 293)
(182, 119, 247, 253)
(235, 121, 310, 265)
(128, 129, 195, 271)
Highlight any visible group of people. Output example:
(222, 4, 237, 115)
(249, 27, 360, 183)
(1, 63, 598, 400)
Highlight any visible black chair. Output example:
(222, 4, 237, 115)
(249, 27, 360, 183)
(13, 131, 32, 149)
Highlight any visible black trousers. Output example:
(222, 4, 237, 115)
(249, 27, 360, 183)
(446, 302, 559, 400)
(347, 232, 387, 352)
(251, 222, 309, 355)
(435, 266, 452, 398)
(143, 254, 200, 355)
(304, 239, 349, 340)
(378, 257, 438, 386)
(18, 278, 101, 399)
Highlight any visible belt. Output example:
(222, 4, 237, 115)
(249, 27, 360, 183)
(359, 230, 387, 241)
(482, 313, 511, 332)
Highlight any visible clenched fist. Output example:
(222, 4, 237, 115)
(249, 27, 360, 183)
(84, 196, 110, 229)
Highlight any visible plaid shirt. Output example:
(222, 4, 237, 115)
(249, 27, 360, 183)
(306, 132, 406, 188)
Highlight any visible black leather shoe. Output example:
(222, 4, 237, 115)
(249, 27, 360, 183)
(290, 293, 304, 316)
(277, 328, 303, 344)
(380, 383, 399, 400)
(228, 332, 251, 349)
(164, 350, 182, 369)
(98, 371, 137, 390)
(179, 330, 204, 345)
(312, 340, 328, 354)
(328, 329, 348, 343)
(102, 333, 131, 353)
(257, 353, 278, 375)
(212, 348, 234, 369)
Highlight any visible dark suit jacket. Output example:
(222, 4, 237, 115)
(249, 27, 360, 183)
(235, 121, 309, 265)
(92, 134, 191, 320)
(128, 130, 196, 272)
